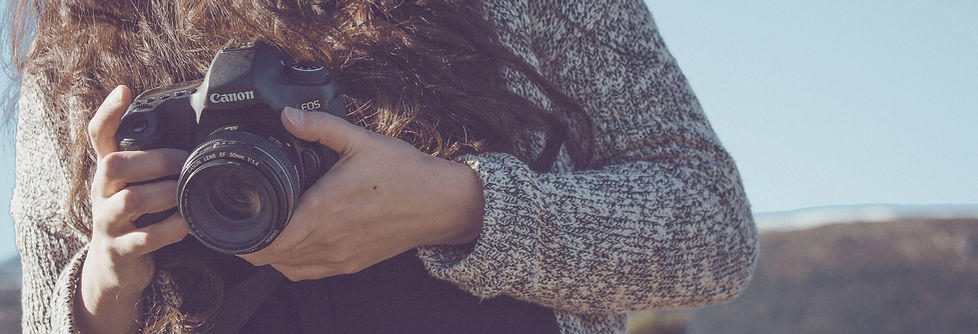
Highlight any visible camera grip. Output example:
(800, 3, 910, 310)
(129, 175, 180, 228)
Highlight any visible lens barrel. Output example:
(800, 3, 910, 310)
(178, 128, 300, 254)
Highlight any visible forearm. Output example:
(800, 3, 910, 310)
(419, 152, 757, 313)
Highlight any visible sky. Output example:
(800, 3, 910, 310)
(0, 1, 977, 258)
(643, 0, 978, 212)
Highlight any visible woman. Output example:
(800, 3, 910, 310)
(8, 0, 757, 333)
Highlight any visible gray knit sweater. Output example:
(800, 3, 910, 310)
(11, 0, 758, 333)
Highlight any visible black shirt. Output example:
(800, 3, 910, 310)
(195, 240, 559, 334)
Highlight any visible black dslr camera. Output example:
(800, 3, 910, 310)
(116, 42, 345, 254)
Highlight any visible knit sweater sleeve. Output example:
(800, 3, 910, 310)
(11, 78, 89, 333)
(417, 0, 758, 314)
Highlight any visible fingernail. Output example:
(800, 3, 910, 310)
(284, 106, 305, 126)
(109, 85, 125, 103)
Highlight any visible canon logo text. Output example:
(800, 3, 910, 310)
(210, 91, 256, 104)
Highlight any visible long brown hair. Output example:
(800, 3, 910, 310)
(7, 0, 592, 331)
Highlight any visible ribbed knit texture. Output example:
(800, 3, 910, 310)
(11, 0, 758, 333)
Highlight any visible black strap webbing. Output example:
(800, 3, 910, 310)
(204, 265, 284, 334)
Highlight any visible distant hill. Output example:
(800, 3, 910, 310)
(686, 218, 978, 334)
(753, 203, 978, 231)
(0, 255, 18, 333)
(0, 255, 20, 291)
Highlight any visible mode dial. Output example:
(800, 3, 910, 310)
(286, 63, 329, 84)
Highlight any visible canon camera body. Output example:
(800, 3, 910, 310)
(116, 42, 345, 254)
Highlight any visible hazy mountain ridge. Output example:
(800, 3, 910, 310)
(631, 205, 978, 333)
(754, 203, 978, 231)
(684, 217, 978, 334)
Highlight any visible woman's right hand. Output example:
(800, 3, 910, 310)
(78, 85, 190, 334)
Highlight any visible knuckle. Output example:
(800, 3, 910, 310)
(337, 262, 364, 276)
(87, 119, 101, 143)
(105, 239, 131, 260)
(265, 239, 293, 257)
(241, 253, 271, 267)
(91, 210, 107, 230)
(295, 266, 329, 281)
(284, 271, 302, 282)
(89, 184, 102, 203)
(92, 205, 124, 234)
(139, 229, 177, 252)
(115, 188, 142, 214)
(270, 264, 296, 280)
(325, 247, 355, 266)
(347, 130, 372, 150)
(99, 152, 129, 178)
(105, 248, 125, 263)
(129, 233, 152, 250)
(292, 271, 313, 282)
(323, 249, 345, 264)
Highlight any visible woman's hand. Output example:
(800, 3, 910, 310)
(240, 107, 485, 281)
(79, 85, 189, 334)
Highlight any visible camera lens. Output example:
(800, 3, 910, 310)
(208, 168, 263, 221)
(178, 128, 300, 254)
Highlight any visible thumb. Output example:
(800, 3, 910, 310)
(281, 106, 364, 154)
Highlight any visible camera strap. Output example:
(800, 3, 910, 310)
(204, 265, 284, 334)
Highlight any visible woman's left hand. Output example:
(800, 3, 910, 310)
(239, 107, 484, 281)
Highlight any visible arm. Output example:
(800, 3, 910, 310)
(12, 79, 89, 333)
(416, 0, 758, 313)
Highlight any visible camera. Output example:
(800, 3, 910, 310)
(116, 42, 345, 254)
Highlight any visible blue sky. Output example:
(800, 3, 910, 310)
(1, 1, 977, 258)
(644, 0, 978, 212)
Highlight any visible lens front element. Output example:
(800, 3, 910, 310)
(209, 168, 263, 221)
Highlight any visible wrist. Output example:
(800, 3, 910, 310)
(84, 242, 154, 296)
(436, 160, 485, 246)
(77, 271, 145, 334)
(76, 246, 149, 333)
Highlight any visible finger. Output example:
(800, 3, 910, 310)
(281, 106, 367, 154)
(237, 205, 325, 266)
(237, 233, 299, 267)
(238, 250, 264, 266)
(114, 213, 189, 257)
(238, 251, 273, 267)
(94, 180, 178, 235)
(92, 149, 188, 198)
(257, 203, 317, 258)
(88, 85, 133, 159)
